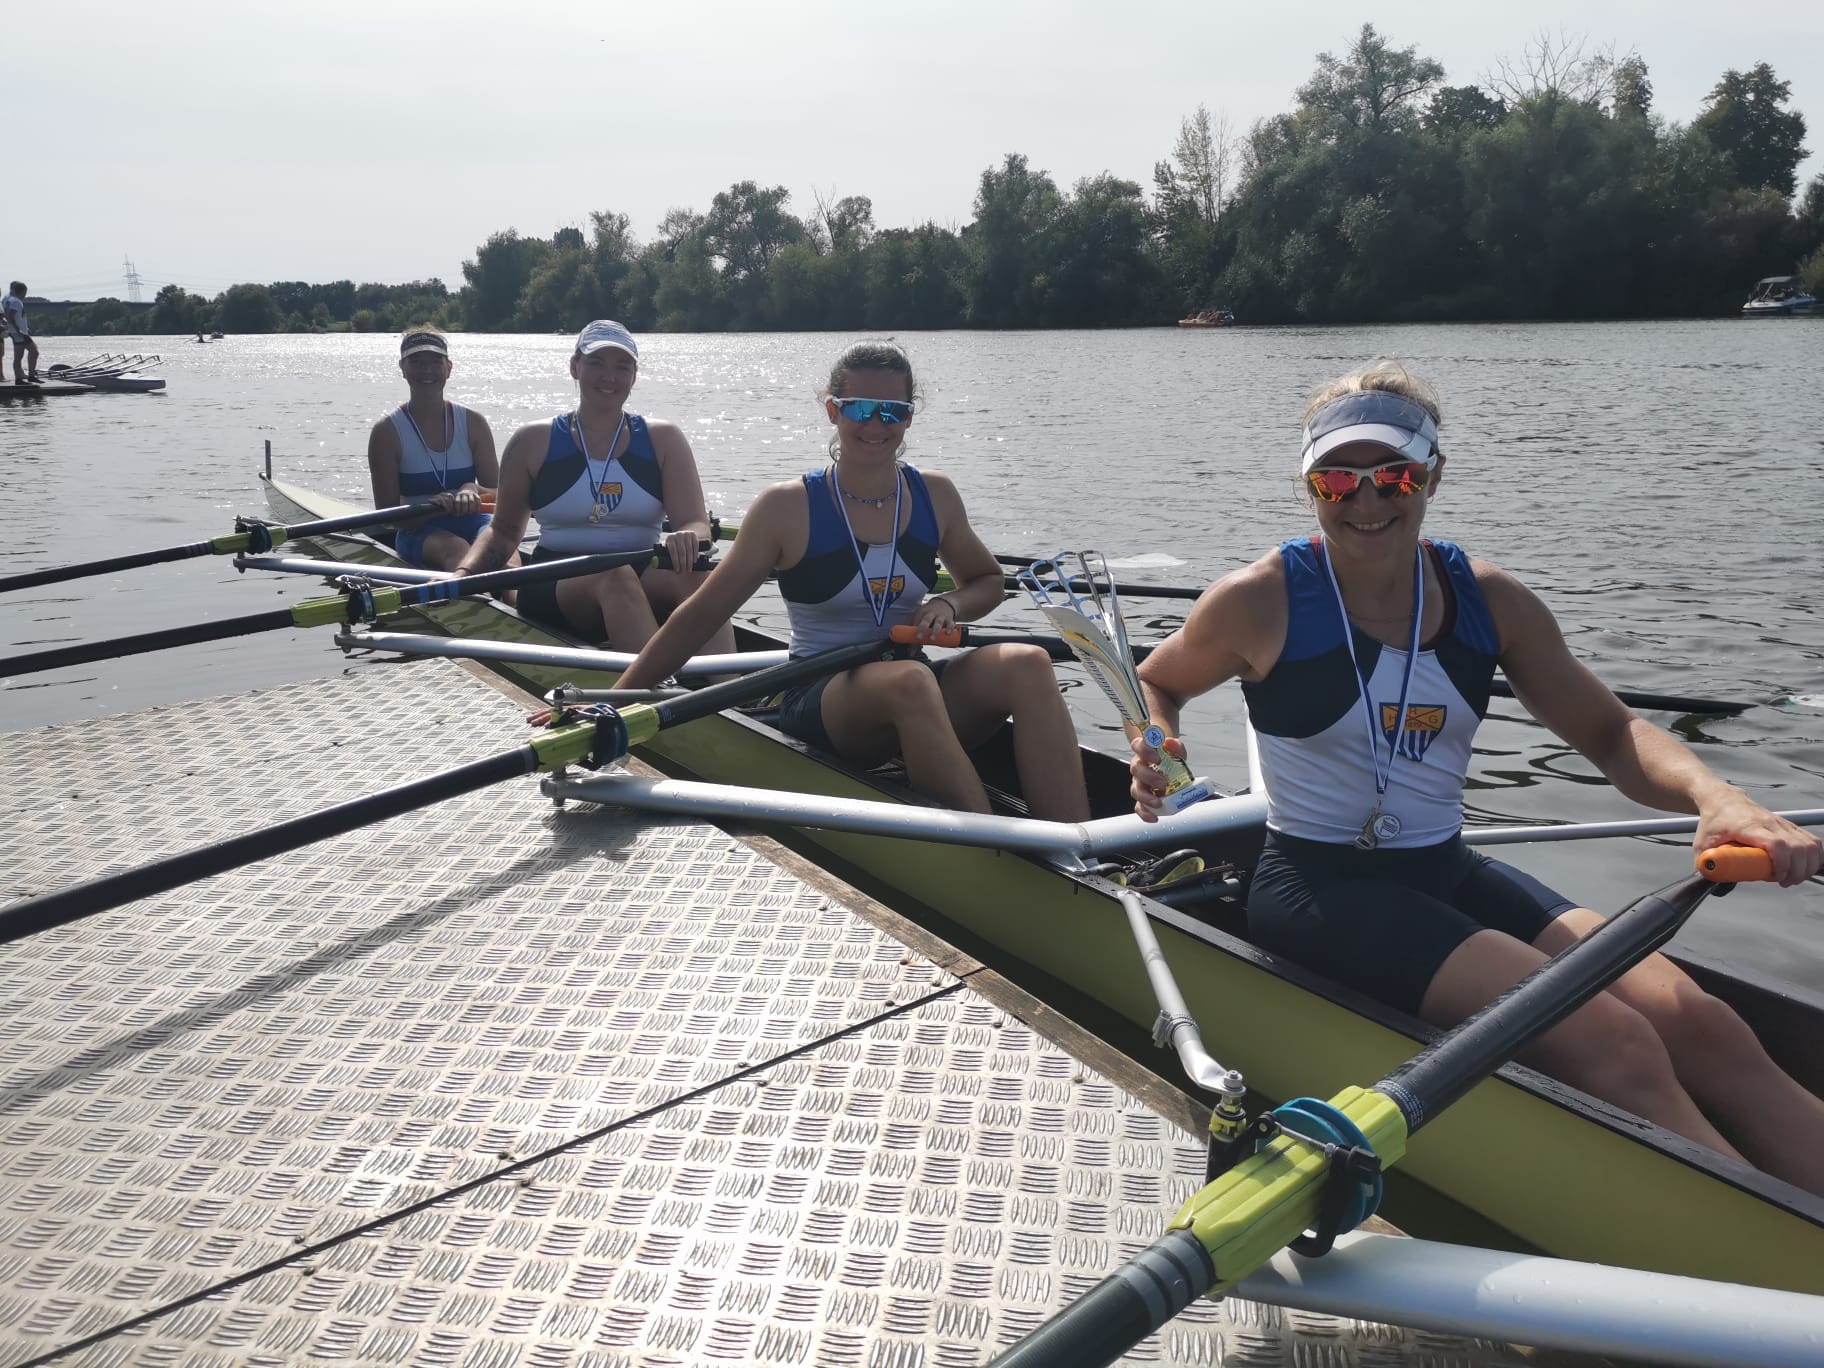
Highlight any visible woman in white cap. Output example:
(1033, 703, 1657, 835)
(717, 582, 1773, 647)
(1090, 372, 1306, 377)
(613, 340, 1088, 822)
(366, 325, 502, 570)
(455, 320, 732, 654)
(1126, 358, 1824, 1194)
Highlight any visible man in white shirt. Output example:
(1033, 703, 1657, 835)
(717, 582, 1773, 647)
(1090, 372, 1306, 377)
(2, 282, 39, 384)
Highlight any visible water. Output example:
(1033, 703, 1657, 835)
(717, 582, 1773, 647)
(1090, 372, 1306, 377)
(3, 326, 1821, 993)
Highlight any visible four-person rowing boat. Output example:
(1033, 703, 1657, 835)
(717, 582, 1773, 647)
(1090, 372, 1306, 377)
(260, 470, 1824, 1296)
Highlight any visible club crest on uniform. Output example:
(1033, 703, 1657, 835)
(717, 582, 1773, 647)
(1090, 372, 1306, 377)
(598, 481, 623, 513)
(867, 574, 906, 602)
(1380, 702, 1445, 762)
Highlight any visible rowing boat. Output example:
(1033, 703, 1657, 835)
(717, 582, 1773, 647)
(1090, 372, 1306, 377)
(261, 470, 1824, 1294)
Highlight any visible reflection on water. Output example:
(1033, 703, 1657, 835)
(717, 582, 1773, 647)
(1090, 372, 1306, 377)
(2, 324, 1820, 988)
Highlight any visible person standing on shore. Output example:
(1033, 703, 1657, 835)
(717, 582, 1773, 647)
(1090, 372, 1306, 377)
(3, 282, 40, 384)
(365, 326, 504, 572)
(454, 320, 732, 653)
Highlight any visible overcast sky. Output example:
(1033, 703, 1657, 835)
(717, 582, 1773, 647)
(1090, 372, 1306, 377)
(15, 1, 1821, 301)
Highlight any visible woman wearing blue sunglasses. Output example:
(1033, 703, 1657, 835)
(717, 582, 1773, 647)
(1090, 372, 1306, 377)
(1126, 359, 1824, 1195)
(616, 341, 1090, 822)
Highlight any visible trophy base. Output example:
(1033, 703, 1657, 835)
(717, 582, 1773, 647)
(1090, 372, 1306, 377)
(1160, 776, 1215, 814)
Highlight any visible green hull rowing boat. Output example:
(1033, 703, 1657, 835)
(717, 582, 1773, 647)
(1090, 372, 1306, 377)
(262, 472, 1824, 1294)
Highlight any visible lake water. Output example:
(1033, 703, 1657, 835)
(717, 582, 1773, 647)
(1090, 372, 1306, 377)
(3, 325, 1820, 993)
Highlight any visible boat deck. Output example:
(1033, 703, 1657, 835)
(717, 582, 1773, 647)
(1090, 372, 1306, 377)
(0, 658, 1550, 1366)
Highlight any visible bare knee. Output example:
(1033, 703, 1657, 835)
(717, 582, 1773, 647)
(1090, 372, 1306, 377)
(1655, 989, 1770, 1076)
(879, 661, 948, 719)
(593, 565, 645, 606)
(1556, 999, 1685, 1114)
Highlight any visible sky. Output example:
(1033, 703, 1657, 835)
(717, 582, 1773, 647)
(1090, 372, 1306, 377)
(15, 1, 1822, 301)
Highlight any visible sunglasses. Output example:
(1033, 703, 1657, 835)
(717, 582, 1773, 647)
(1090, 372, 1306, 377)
(832, 397, 914, 425)
(1305, 458, 1433, 503)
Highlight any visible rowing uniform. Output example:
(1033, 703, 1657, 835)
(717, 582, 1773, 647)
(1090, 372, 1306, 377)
(1242, 535, 1574, 1014)
(387, 403, 491, 565)
(518, 411, 668, 633)
(774, 464, 942, 750)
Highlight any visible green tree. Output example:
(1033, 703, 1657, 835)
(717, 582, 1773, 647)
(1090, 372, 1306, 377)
(1612, 56, 1652, 120)
(1693, 63, 1809, 197)
(217, 283, 279, 333)
(1044, 175, 1163, 325)
(148, 283, 209, 334)
(962, 153, 1062, 327)
(460, 230, 553, 329)
(1297, 23, 1445, 136)
(1424, 85, 1507, 136)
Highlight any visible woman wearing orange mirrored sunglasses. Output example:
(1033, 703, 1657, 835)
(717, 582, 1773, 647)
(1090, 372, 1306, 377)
(1128, 358, 1824, 1195)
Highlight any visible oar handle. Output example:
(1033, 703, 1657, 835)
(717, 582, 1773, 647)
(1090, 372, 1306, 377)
(891, 624, 965, 648)
(1697, 844, 1775, 882)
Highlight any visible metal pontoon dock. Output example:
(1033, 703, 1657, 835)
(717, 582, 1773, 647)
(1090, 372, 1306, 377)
(0, 658, 1558, 1365)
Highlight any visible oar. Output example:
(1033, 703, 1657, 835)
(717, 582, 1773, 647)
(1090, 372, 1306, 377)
(1488, 677, 1745, 717)
(0, 636, 895, 946)
(991, 845, 1778, 1367)
(1466, 807, 1824, 846)
(888, 623, 1157, 664)
(0, 549, 683, 678)
(0, 498, 490, 594)
(709, 521, 1204, 601)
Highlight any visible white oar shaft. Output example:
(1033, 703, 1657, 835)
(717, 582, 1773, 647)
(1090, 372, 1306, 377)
(541, 772, 1269, 859)
(340, 629, 787, 679)
(1466, 808, 1824, 845)
(1238, 1232, 1824, 1368)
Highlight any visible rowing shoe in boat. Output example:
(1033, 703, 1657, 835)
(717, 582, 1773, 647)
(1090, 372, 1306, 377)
(261, 471, 1824, 1294)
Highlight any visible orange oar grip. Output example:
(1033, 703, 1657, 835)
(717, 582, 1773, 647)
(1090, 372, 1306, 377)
(1697, 844, 1775, 883)
(479, 491, 497, 513)
(889, 625, 962, 648)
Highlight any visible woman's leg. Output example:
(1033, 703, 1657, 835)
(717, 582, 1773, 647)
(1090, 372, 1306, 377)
(935, 643, 1088, 821)
(818, 659, 994, 813)
(1534, 909, 1824, 1195)
(1420, 927, 1744, 1160)
(553, 565, 659, 647)
(642, 566, 736, 655)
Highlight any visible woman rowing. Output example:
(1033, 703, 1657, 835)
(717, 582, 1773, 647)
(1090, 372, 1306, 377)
(454, 321, 732, 653)
(366, 326, 504, 572)
(615, 341, 1089, 821)
(1130, 360, 1824, 1195)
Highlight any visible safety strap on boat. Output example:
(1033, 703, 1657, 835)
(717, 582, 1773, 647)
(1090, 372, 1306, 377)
(1251, 1097, 1385, 1257)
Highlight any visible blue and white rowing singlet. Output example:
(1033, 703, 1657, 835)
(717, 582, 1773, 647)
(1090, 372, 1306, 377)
(1242, 536, 1499, 848)
(778, 465, 941, 658)
(530, 412, 667, 555)
(388, 404, 477, 496)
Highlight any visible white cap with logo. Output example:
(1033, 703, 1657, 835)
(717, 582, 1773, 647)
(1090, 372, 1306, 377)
(575, 319, 639, 359)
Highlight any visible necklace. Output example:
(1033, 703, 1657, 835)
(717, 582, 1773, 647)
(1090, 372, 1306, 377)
(573, 409, 628, 524)
(1319, 540, 1425, 850)
(836, 463, 900, 507)
(830, 464, 903, 628)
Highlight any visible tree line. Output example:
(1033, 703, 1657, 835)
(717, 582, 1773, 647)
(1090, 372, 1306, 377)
(36, 27, 1822, 337)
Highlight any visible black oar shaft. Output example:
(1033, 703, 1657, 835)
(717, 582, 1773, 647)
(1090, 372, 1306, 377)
(0, 552, 660, 679)
(1, 607, 300, 676)
(1489, 678, 1743, 717)
(0, 746, 539, 945)
(1377, 874, 1716, 1131)
(0, 542, 217, 592)
(649, 637, 900, 729)
(0, 501, 446, 595)
(992, 1230, 1212, 1367)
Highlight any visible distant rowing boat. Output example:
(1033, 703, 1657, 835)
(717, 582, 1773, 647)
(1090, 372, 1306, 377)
(259, 469, 1824, 1296)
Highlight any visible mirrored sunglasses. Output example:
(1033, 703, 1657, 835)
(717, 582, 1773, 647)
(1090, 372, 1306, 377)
(1305, 458, 1433, 503)
(833, 398, 914, 425)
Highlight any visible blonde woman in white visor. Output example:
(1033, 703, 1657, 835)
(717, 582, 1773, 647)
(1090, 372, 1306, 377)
(1128, 358, 1824, 1195)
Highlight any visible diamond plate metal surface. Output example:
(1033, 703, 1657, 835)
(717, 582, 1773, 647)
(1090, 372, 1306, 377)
(1, 661, 1534, 1366)
(13, 998, 1529, 1368)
